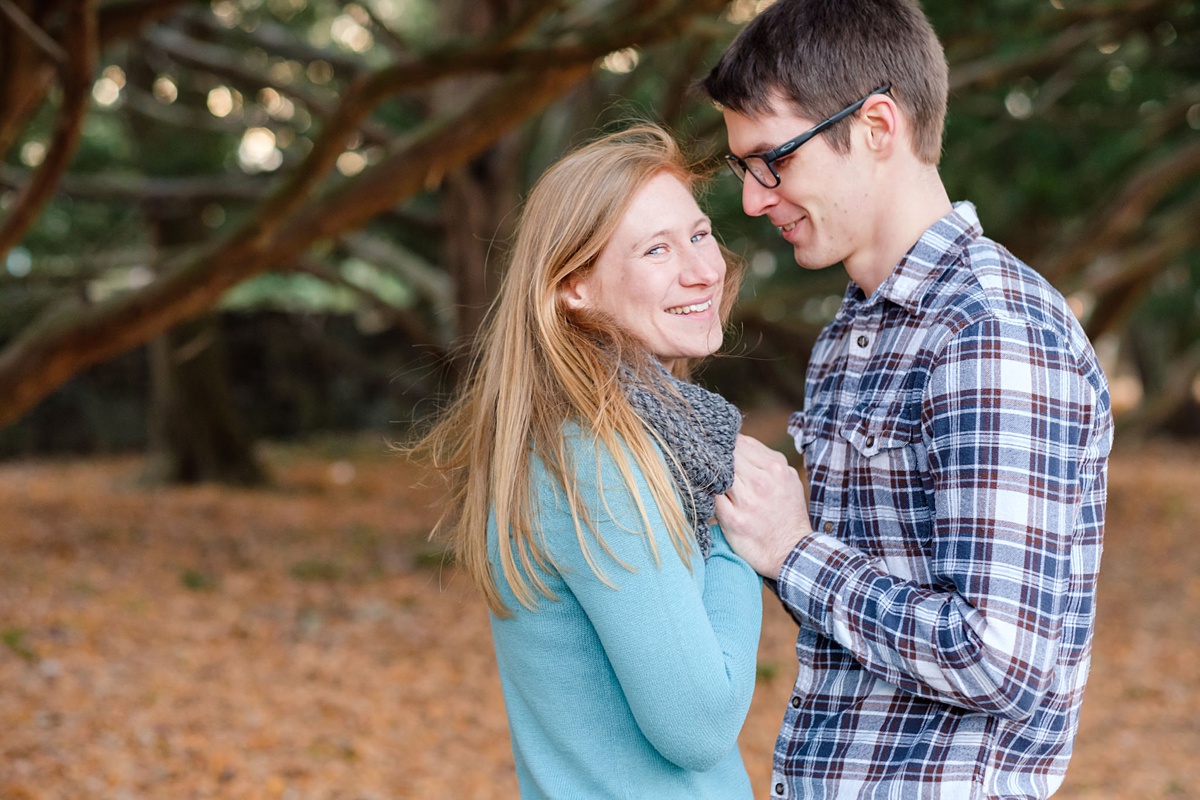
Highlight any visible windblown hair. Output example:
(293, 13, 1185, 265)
(411, 124, 744, 616)
(700, 0, 949, 164)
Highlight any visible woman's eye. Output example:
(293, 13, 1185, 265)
(691, 230, 710, 244)
(645, 244, 667, 256)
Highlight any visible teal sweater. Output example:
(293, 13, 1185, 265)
(488, 430, 762, 799)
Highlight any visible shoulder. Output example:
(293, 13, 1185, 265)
(529, 421, 671, 527)
(546, 421, 664, 487)
(928, 238, 1098, 367)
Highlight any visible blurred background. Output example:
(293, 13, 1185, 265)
(2, 0, 1198, 469)
(1, 0, 1198, 798)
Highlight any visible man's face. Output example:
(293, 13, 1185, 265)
(723, 100, 875, 274)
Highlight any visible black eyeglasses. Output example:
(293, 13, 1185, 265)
(725, 83, 892, 189)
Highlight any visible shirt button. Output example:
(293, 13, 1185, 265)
(775, 783, 785, 795)
(866, 435, 876, 448)
(791, 696, 801, 708)
(856, 334, 869, 347)
(822, 521, 834, 533)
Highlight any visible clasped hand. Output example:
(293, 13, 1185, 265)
(715, 434, 813, 579)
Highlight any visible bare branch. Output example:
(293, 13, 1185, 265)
(0, 0, 66, 63)
(0, 0, 97, 259)
(143, 23, 396, 147)
(339, 232, 453, 309)
(179, 7, 367, 79)
(949, 0, 1188, 92)
(0, 64, 590, 428)
(1043, 139, 1200, 285)
(359, 0, 409, 55)
(97, 0, 201, 46)
(1083, 200, 1200, 341)
(226, 1, 715, 254)
(284, 257, 447, 353)
(0, 0, 730, 427)
(0, 164, 271, 203)
(339, 232, 455, 343)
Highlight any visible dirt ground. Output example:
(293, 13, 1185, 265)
(1, 420, 1197, 799)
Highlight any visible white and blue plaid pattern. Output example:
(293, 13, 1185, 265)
(771, 202, 1113, 799)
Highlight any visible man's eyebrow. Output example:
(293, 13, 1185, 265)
(732, 140, 777, 157)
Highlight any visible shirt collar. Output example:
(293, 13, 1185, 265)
(839, 201, 983, 320)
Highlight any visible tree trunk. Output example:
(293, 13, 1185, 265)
(437, 0, 528, 344)
(124, 39, 266, 485)
(143, 314, 266, 485)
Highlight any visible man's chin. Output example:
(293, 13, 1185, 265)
(792, 248, 838, 271)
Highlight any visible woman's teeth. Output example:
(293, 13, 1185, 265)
(667, 299, 713, 315)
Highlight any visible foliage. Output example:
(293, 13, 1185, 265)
(1, 0, 1198, 437)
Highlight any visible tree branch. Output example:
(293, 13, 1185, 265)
(179, 7, 367, 80)
(284, 257, 447, 353)
(0, 0, 97, 259)
(0, 0, 66, 63)
(339, 232, 455, 344)
(1083, 200, 1200, 341)
(0, 164, 272, 203)
(0, 65, 589, 428)
(142, 23, 396, 147)
(0, 0, 729, 428)
(96, 0, 202, 46)
(948, 0, 1188, 92)
(1043, 139, 1200, 285)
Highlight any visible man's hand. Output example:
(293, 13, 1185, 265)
(715, 434, 814, 579)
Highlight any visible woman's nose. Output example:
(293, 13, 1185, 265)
(681, 250, 724, 286)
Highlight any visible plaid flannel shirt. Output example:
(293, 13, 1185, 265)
(772, 202, 1113, 799)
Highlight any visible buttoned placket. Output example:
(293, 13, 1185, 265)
(813, 301, 881, 539)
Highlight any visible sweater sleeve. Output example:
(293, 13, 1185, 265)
(536, 433, 762, 772)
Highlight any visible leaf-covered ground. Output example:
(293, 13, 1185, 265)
(1, 422, 1197, 799)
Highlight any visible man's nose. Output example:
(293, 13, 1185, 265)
(741, 175, 779, 218)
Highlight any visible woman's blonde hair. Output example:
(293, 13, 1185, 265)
(412, 124, 744, 616)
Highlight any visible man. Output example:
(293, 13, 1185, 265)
(704, 1, 1114, 798)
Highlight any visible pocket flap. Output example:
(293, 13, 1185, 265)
(840, 408, 920, 458)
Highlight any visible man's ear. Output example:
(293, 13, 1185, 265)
(859, 94, 899, 155)
(559, 274, 589, 311)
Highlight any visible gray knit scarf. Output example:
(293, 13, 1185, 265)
(624, 363, 741, 559)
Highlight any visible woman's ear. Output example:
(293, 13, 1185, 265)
(559, 275, 589, 311)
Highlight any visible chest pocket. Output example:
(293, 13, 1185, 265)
(838, 397, 936, 555)
(839, 395, 924, 464)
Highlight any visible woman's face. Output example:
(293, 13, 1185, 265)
(562, 172, 728, 366)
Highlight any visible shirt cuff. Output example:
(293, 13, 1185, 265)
(775, 532, 871, 634)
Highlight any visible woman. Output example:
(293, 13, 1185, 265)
(414, 125, 761, 799)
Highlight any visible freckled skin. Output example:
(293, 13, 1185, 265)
(563, 173, 728, 367)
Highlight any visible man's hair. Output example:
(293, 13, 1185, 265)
(701, 0, 949, 164)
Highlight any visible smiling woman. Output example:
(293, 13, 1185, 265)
(407, 124, 758, 799)
(559, 171, 728, 366)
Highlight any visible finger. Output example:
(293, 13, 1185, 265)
(722, 474, 743, 504)
(736, 434, 784, 468)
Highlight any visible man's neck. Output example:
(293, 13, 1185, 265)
(845, 162, 952, 297)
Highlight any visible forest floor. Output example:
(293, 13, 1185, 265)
(1, 413, 1198, 799)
